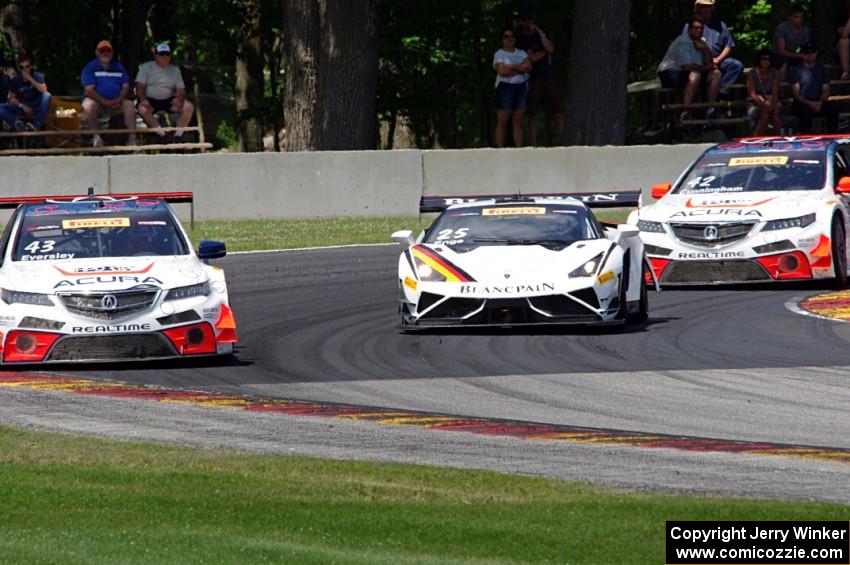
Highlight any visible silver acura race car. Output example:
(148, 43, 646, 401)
(392, 191, 657, 328)
(0, 190, 237, 363)
(633, 136, 850, 286)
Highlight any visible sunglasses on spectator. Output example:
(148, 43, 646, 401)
(19, 64, 31, 69)
(691, 25, 704, 31)
(98, 48, 112, 53)
(503, 33, 515, 38)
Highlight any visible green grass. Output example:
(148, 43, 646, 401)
(183, 217, 435, 252)
(183, 211, 632, 253)
(0, 426, 846, 564)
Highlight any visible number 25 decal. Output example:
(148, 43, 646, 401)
(436, 228, 469, 240)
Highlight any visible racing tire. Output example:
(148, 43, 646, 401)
(832, 216, 848, 289)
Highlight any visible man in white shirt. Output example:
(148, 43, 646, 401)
(135, 43, 195, 141)
(658, 18, 720, 119)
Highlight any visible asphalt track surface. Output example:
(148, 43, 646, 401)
(5, 245, 850, 502)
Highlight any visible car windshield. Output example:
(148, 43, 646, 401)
(675, 152, 826, 193)
(424, 203, 603, 251)
(13, 200, 189, 261)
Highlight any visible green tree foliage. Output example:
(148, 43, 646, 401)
(5, 0, 837, 150)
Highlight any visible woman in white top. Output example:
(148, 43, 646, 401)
(493, 27, 531, 147)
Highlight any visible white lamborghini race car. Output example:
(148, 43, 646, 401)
(392, 192, 658, 328)
(633, 136, 850, 286)
(0, 191, 237, 363)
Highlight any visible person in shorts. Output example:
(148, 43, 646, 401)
(516, 7, 564, 146)
(658, 18, 719, 121)
(746, 49, 782, 135)
(80, 40, 137, 147)
(135, 43, 194, 141)
(493, 27, 531, 147)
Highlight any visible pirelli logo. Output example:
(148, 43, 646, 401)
(62, 217, 130, 229)
(728, 156, 788, 167)
(482, 207, 546, 216)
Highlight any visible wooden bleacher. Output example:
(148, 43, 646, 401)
(632, 71, 850, 142)
(0, 95, 212, 156)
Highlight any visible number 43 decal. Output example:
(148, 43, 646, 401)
(24, 240, 56, 254)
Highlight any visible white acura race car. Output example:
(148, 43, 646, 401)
(392, 192, 657, 328)
(0, 191, 237, 363)
(633, 136, 850, 286)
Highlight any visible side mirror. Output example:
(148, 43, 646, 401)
(198, 240, 226, 260)
(617, 224, 640, 239)
(837, 176, 850, 193)
(651, 182, 672, 200)
(391, 230, 415, 248)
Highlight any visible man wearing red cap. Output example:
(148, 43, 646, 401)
(80, 40, 137, 147)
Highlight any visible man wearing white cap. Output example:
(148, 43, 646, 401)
(135, 43, 194, 141)
(681, 0, 743, 105)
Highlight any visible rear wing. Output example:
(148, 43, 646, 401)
(420, 190, 641, 213)
(0, 191, 195, 228)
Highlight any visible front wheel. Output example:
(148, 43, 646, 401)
(832, 216, 848, 288)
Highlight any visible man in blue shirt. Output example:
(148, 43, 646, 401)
(682, 0, 743, 102)
(791, 42, 838, 134)
(81, 40, 137, 147)
(0, 54, 51, 131)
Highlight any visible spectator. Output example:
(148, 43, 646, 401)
(516, 7, 564, 146)
(81, 40, 137, 147)
(746, 50, 782, 136)
(658, 18, 720, 121)
(493, 27, 531, 148)
(791, 42, 838, 134)
(773, 4, 809, 81)
(682, 0, 743, 100)
(0, 54, 51, 132)
(135, 43, 195, 142)
(838, 8, 850, 80)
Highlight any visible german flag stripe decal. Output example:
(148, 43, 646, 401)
(411, 246, 475, 282)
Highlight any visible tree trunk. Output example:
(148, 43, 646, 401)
(281, 0, 378, 151)
(811, 0, 845, 66)
(316, 0, 378, 150)
(562, 0, 631, 146)
(235, 0, 264, 152)
(282, 0, 320, 151)
(1, 1, 30, 58)
(119, 0, 156, 84)
(770, 0, 790, 32)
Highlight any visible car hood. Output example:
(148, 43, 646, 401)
(641, 191, 824, 222)
(1, 256, 206, 294)
(423, 240, 612, 281)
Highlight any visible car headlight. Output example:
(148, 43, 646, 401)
(762, 213, 816, 231)
(637, 219, 665, 233)
(1, 288, 53, 306)
(414, 260, 446, 282)
(569, 253, 604, 278)
(165, 281, 211, 301)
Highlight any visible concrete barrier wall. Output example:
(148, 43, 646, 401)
(422, 144, 712, 203)
(0, 144, 713, 219)
(108, 151, 424, 219)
